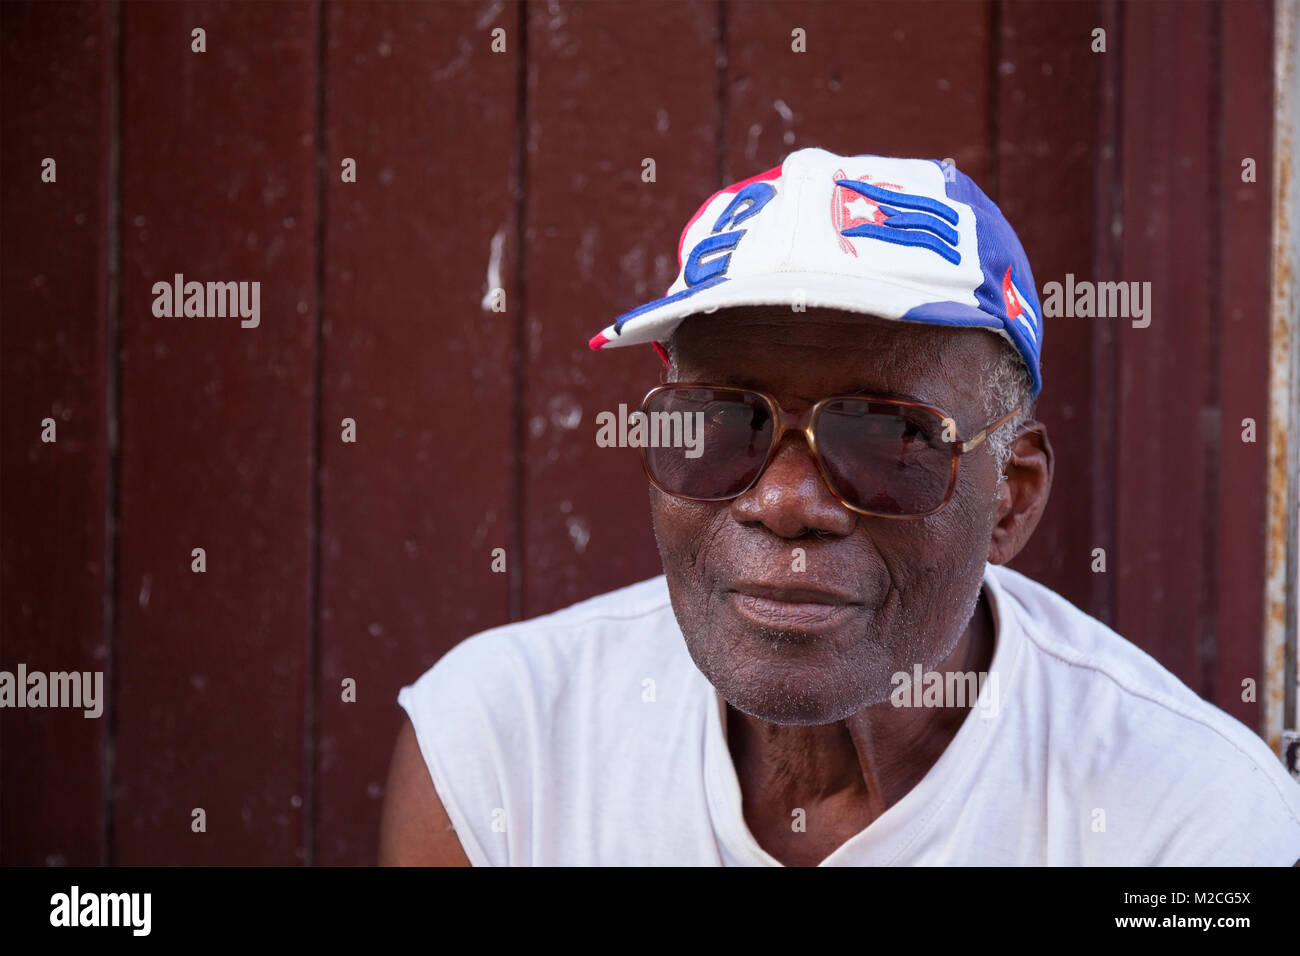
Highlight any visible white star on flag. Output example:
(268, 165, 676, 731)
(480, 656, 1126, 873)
(844, 196, 878, 222)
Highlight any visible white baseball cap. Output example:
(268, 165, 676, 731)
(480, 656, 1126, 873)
(587, 147, 1044, 397)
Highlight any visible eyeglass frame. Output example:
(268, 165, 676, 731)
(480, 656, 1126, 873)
(637, 382, 1023, 519)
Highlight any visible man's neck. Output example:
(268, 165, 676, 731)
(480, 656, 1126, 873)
(724, 588, 997, 866)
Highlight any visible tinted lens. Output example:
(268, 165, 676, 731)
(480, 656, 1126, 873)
(814, 399, 955, 515)
(642, 387, 774, 500)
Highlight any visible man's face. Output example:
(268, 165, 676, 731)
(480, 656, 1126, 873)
(651, 306, 1009, 725)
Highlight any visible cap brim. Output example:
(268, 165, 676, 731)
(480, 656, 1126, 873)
(588, 271, 1005, 351)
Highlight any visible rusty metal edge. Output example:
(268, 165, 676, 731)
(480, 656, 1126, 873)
(1265, 0, 1300, 758)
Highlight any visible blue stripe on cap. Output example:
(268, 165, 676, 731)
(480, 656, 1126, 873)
(840, 222, 962, 265)
(835, 179, 960, 224)
(611, 274, 728, 335)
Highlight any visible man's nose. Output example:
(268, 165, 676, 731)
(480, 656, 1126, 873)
(729, 433, 857, 538)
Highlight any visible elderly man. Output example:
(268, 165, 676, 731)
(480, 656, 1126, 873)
(379, 148, 1300, 866)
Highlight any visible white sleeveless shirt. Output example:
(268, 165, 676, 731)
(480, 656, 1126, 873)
(397, 563, 1300, 865)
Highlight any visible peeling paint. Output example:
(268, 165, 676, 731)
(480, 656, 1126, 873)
(566, 515, 590, 554)
(773, 98, 795, 146)
(1264, 0, 1300, 757)
(432, 35, 473, 82)
(548, 393, 582, 430)
(475, 1, 505, 32)
(481, 225, 506, 311)
(576, 224, 597, 281)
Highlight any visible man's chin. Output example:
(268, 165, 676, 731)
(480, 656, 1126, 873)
(720, 680, 866, 726)
(680, 605, 890, 724)
(697, 643, 882, 725)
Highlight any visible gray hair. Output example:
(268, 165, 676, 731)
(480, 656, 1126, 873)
(981, 338, 1034, 479)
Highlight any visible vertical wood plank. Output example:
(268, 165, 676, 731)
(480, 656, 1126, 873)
(113, 0, 317, 864)
(0, 0, 113, 866)
(1215, 0, 1273, 727)
(1088, 0, 1122, 629)
(995, 1, 1106, 614)
(1114, 0, 1217, 693)
(520, 0, 719, 618)
(316, 0, 518, 865)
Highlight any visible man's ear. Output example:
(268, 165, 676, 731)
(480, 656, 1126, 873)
(988, 420, 1054, 565)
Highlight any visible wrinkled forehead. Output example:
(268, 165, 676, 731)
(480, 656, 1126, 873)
(668, 306, 999, 409)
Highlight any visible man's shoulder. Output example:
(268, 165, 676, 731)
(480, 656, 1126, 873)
(990, 562, 1276, 756)
(988, 563, 1300, 857)
(990, 562, 1263, 739)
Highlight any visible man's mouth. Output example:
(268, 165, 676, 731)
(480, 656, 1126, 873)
(725, 582, 861, 633)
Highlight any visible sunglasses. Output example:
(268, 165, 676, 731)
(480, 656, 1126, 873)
(638, 383, 1022, 519)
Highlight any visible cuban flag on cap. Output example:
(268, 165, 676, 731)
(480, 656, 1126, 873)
(587, 147, 1044, 398)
